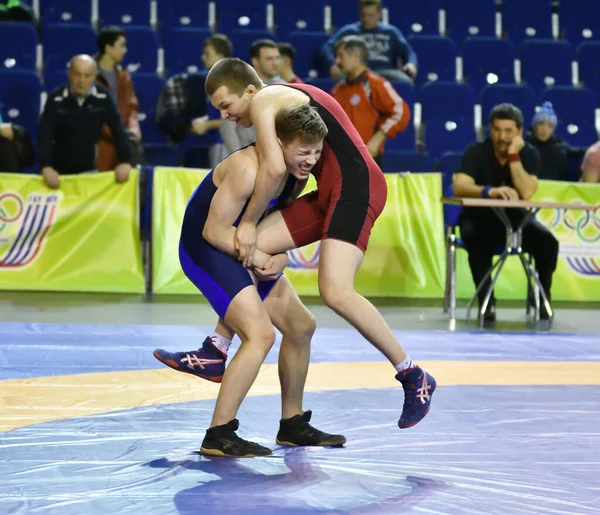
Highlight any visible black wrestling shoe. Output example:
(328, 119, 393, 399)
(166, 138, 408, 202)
(276, 410, 346, 447)
(200, 419, 272, 457)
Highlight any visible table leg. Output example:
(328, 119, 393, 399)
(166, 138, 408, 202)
(466, 249, 508, 323)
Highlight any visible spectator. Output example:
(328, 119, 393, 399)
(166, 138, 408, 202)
(581, 140, 600, 183)
(38, 55, 132, 189)
(0, 120, 35, 173)
(277, 42, 304, 84)
(95, 27, 143, 171)
(322, 0, 418, 85)
(330, 36, 410, 167)
(249, 39, 282, 83)
(453, 103, 558, 321)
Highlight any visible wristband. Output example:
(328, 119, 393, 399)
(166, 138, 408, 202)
(481, 186, 491, 198)
(508, 153, 521, 163)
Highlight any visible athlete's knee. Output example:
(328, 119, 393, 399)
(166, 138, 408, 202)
(319, 281, 354, 313)
(239, 321, 277, 352)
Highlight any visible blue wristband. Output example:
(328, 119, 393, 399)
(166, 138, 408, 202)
(481, 186, 491, 198)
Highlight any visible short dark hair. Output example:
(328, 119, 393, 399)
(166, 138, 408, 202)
(205, 57, 263, 96)
(97, 27, 126, 55)
(360, 0, 382, 10)
(204, 34, 232, 58)
(489, 103, 524, 129)
(250, 39, 278, 60)
(277, 42, 296, 62)
(335, 36, 369, 64)
(275, 103, 328, 144)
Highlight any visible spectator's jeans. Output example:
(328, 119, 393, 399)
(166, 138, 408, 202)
(376, 68, 414, 86)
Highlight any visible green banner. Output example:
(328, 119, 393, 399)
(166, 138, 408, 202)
(454, 181, 600, 301)
(0, 171, 144, 293)
(151, 168, 446, 297)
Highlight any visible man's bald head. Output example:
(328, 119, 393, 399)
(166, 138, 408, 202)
(68, 54, 97, 98)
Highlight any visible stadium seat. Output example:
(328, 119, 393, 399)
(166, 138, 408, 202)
(382, 151, 435, 173)
(183, 146, 211, 168)
(501, 0, 553, 45)
(304, 78, 336, 94)
(133, 74, 167, 144)
(420, 81, 476, 123)
(143, 144, 180, 166)
(437, 151, 463, 193)
(44, 66, 68, 92)
(480, 84, 536, 127)
(577, 42, 600, 103)
(274, 1, 325, 34)
(158, 0, 211, 34)
(40, 0, 92, 25)
(559, 0, 600, 49)
(42, 24, 97, 65)
(444, 0, 496, 43)
(0, 22, 37, 71)
(122, 26, 159, 74)
(163, 28, 212, 75)
(462, 37, 516, 94)
(386, 81, 416, 151)
(99, 0, 152, 27)
(287, 31, 329, 79)
(230, 30, 276, 61)
(541, 86, 598, 146)
(519, 39, 574, 95)
(407, 35, 457, 89)
(0, 70, 41, 139)
(217, 0, 268, 33)
(424, 119, 476, 160)
(327, 0, 357, 31)
(387, 0, 442, 36)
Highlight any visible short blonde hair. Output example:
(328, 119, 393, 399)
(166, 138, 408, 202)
(275, 103, 328, 144)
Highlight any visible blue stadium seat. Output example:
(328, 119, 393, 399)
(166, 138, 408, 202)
(42, 24, 97, 64)
(0, 22, 37, 71)
(0, 70, 41, 138)
(382, 151, 435, 173)
(304, 78, 335, 94)
(122, 26, 159, 74)
(274, 1, 325, 34)
(425, 119, 476, 160)
(480, 84, 536, 127)
(407, 35, 457, 89)
(183, 146, 211, 168)
(158, 0, 210, 34)
(163, 28, 212, 74)
(386, 81, 416, 151)
(143, 144, 180, 166)
(133, 74, 167, 144)
(327, 0, 357, 31)
(501, 0, 553, 45)
(40, 0, 92, 25)
(287, 32, 329, 79)
(541, 86, 598, 146)
(44, 65, 68, 92)
(217, 0, 268, 33)
(387, 0, 442, 36)
(99, 0, 152, 27)
(462, 37, 516, 94)
(577, 42, 600, 104)
(444, 0, 496, 43)
(519, 39, 574, 95)
(230, 30, 276, 61)
(420, 81, 476, 122)
(559, 0, 600, 49)
(437, 151, 463, 193)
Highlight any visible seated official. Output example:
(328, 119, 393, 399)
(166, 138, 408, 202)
(453, 103, 559, 321)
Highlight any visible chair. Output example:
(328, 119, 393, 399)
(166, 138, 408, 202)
(540, 86, 598, 147)
(42, 24, 97, 64)
(382, 151, 435, 173)
(519, 39, 574, 95)
(133, 74, 167, 144)
(163, 28, 212, 74)
(0, 22, 37, 71)
(230, 30, 276, 61)
(327, 0, 357, 31)
(99, 0, 151, 26)
(143, 144, 180, 166)
(40, 0, 92, 25)
(304, 78, 335, 93)
(385, 81, 416, 151)
(287, 31, 329, 79)
(44, 66, 68, 92)
(444, 0, 496, 43)
(480, 84, 536, 128)
(157, 0, 211, 34)
(437, 151, 462, 193)
(274, 1, 325, 34)
(501, 0, 553, 45)
(121, 26, 159, 74)
(420, 81, 476, 122)
(577, 42, 600, 103)
(425, 119, 476, 160)
(387, 0, 442, 36)
(462, 37, 516, 94)
(442, 184, 537, 325)
(0, 70, 41, 139)
(559, 0, 600, 49)
(183, 146, 210, 168)
(407, 35, 457, 89)
(217, 0, 268, 33)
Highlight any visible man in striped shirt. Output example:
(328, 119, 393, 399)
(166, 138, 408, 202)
(331, 36, 410, 167)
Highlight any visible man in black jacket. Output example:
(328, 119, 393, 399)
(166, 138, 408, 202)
(38, 54, 132, 189)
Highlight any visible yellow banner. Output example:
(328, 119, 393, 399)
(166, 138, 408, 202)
(0, 171, 144, 293)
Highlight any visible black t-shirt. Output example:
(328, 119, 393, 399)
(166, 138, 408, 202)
(459, 137, 540, 220)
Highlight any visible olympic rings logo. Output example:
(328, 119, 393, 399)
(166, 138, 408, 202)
(542, 207, 600, 243)
(0, 193, 24, 232)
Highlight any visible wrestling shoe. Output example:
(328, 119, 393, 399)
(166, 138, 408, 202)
(153, 337, 226, 383)
(200, 419, 272, 457)
(396, 366, 437, 429)
(276, 410, 347, 447)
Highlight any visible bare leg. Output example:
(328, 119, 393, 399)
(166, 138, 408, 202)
(214, 318, 235, 341)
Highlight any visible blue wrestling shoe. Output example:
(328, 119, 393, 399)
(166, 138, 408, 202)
(396, 366, 437, 429)
(153, 337, 226, 383)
